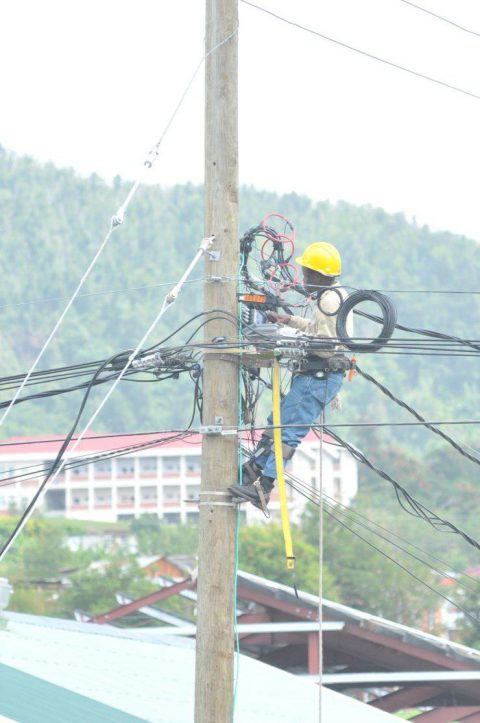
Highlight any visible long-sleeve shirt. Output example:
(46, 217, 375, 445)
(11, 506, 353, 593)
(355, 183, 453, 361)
(285, 283, 354, 358)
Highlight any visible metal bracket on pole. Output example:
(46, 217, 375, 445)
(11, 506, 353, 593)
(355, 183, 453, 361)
(206, 250, 221, 262)
(200, 425, 223, 435)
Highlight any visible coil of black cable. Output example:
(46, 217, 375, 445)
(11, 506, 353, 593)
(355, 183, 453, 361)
(336, 290, 397, 352)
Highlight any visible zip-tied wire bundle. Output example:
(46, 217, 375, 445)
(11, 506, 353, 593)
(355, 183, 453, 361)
(0, 26, 238, 433)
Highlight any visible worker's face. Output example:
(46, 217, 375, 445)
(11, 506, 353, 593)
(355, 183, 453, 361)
(302, 267, 322, 294)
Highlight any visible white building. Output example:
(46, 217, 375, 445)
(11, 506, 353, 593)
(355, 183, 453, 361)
(0, 431, 357, 525)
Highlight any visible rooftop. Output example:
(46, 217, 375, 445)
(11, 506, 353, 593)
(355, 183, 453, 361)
(0, 611, 395, 722)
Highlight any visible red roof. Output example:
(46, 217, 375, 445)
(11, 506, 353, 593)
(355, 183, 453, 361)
(0, 432, 202, 456)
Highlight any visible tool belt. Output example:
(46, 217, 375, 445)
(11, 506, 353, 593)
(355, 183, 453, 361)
(297, 354, 353, 376)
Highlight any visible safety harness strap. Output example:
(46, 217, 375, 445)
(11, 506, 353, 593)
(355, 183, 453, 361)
(272, 361, 295, 570)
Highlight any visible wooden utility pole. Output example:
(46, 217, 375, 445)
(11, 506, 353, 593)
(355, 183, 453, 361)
(194, 1, 239, 721)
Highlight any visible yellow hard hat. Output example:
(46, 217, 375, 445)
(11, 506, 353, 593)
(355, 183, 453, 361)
(295, 242, 341, 277)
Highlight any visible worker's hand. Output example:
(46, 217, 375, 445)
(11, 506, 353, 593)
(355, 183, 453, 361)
(266, 311, 291, 325)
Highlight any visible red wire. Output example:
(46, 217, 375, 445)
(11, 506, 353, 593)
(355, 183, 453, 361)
(260, 237, 294, 261)
(268, 262, 299, 297)
(261, 212, 295, 243)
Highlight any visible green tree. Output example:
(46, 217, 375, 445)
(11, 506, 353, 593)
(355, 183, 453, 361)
(451, 577, 480, 649)
(131, 517, 199, 556)
(239, 523, 337, 597)
(61, 557, 156, 617)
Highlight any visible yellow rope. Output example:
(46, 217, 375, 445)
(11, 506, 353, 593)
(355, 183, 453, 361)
(272, 361, 295, 570)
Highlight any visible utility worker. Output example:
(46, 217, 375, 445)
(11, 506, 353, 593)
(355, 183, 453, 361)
(229, 242, 352, 509)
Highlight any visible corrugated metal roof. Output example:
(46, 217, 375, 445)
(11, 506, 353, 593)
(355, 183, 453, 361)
(0, 662, 146, 723)
(238, 570, 480, 667)
(0, 611, 396, 722)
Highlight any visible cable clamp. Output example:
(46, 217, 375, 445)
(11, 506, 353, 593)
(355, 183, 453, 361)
(200, 424, 223, 435)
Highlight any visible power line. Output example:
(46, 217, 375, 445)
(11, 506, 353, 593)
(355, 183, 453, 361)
(356, 365, 480, 466)
(0, 238, 213, 561)
(0, 276, 231, 312)
(1, 415, 480, 458)
(242, 437, 480, 627)
(318, 489, 480, 593)
(240, 0, 480, 101)
(398, 0, 480, 38)
(289, 474, 480, 625)
(325, 427, 480, 551)
(0, 431, 197, 489)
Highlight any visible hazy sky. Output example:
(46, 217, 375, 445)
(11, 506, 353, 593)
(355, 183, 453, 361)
(2, 0, 480, 241)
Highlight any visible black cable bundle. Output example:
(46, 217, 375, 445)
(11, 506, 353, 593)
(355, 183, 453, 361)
(336, 290, 397, 352)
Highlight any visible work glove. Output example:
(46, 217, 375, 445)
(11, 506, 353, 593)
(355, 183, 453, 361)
(266, 311, 291, 324)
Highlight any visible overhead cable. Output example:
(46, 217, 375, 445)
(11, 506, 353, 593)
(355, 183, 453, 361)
(240, 0, 480, 101)
(356, 365, 480, 466)
(286, 472, 480, 625)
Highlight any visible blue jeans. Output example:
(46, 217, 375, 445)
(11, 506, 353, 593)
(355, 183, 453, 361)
(255, 372, 344, 481)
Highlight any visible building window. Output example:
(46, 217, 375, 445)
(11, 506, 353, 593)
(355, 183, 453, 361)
(186, 456, 201, 474)
(45, 489, 66, 511)
(0, 463, 16, 479)
(117, 458, 135, 476)
(332, 458, 341, 471)
(140, 486, 158, 504)
(94, 488, 112, 507)
(163, 513, 181, 524)
(71, 464, 90, 478)
(72, 489, 89, 507)
(186, 485, 199, 501)
(118, 487, 135, 506)
(162, 456, 180, 475)
(139, 457, 157, 474)
(163, 485, 181, 502)
(333, 476, 341, 500)
(94, 459, 112, 477)
(186, 512, 199, 524)
(42, 460, 64, 484)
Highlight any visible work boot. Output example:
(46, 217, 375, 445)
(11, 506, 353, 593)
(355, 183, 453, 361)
(229, 476, 274, 510)
(241, 459, 262, 485)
